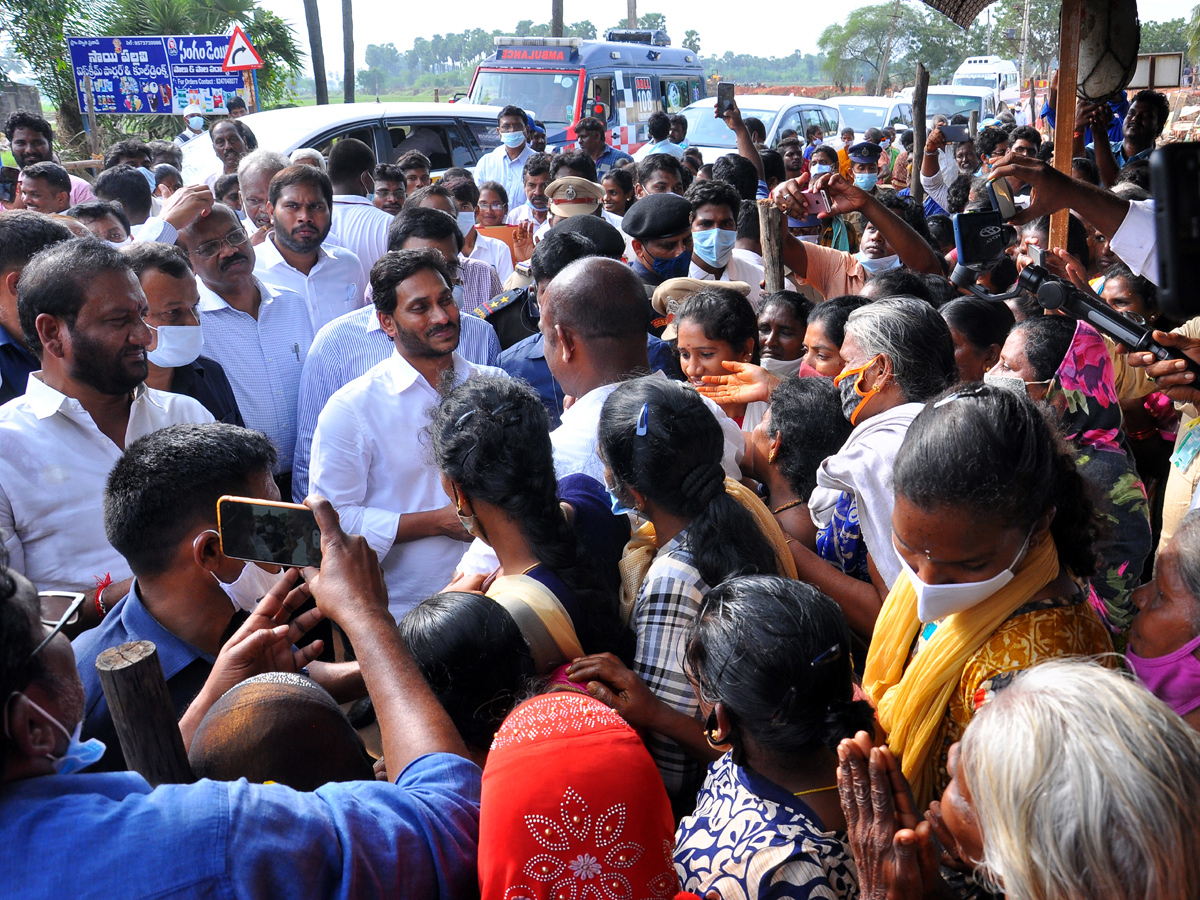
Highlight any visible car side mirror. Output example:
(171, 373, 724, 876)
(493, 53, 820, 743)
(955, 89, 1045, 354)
(585, 99, 609, 122)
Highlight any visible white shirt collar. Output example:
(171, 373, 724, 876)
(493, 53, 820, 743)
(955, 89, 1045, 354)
(384, 348, 469, 395)
(332, 194, 372, 205)
(196, 275, 281, 312)
(256, 233, 331, 271)
(24, 372, 156, 421)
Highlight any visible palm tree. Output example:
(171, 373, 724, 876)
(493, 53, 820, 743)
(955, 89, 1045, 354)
(342, 0, 354, 102)
(302, 0, 329, 104)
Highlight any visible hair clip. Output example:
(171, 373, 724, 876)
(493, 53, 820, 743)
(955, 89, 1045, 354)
(933, 382, 989, 409)
(810, 643, 842, 668)
(635, 403, 649, 437)
(454, 409, 478, 429)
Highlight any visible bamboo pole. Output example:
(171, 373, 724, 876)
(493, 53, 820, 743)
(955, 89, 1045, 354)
(1050, 0, 1082, 253)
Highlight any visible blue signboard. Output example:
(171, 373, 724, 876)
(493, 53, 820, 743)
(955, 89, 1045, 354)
(65, 34, 251, 116)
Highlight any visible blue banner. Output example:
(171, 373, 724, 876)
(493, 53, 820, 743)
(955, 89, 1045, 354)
(65, 34, 251, 116)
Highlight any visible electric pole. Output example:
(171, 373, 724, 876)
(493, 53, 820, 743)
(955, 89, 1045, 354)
(875, 0, 902, 95)
(627, 0, 637, 29)
(1019, 0, 1032, 89)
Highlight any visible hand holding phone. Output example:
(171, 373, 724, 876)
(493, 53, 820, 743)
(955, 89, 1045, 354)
(987, 176, 1017, 221)
(217, 496, 323, 568)
(801, 189, 831, 216)
(0, 166, 19, 204)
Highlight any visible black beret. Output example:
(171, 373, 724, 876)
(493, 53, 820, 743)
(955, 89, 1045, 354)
(554, 214, 626, 259)
(848, 141, 882, 165)
(621, 192, 692, 241)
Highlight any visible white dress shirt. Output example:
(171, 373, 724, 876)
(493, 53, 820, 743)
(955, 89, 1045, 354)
(253, 235, 366, 332)
(1110, 199, 1158, 285)
(632, 139, 685, 162)
(196, 277, 314, 473)
(475, 144, 534, 207)
(328, 195, 394, 286)
(292, 305, 501, 502)
(308, 350, 505, 620)
(689, 255, 764, 311)
(0, 375, 213, 591)
(505, 203, 550, 228)
(468, 233, 514, 283)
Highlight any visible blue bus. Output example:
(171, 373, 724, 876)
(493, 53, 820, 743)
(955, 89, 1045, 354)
(466, 31, 707, 153)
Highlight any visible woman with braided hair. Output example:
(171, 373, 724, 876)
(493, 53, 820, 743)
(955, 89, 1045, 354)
(427, 375, 630, 665)
(567, 376, 779, 813)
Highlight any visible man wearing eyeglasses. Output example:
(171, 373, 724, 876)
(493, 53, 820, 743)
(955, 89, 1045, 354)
(177, 203, 314, 501)
(0, 498, 483, 900)
(0, 241, 212, 629)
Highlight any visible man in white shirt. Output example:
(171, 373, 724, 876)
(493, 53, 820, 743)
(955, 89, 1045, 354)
(252, 165, 365, 331)
(177, 203, 314, 496)
(309, 249, 503, 620)
(326, 138, 394, 285)
(504, 153, 552, 228)
(632, 112, 685, 162)
(475, 105, 535, 208)
(686, 179, 763, 309)
(237, 149, 292, 241)
(0, 240, 212, 623)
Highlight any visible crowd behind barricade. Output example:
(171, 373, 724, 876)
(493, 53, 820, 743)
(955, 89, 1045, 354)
(4, 87, 1200, 900)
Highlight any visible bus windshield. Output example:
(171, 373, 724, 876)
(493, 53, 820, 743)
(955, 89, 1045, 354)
(925, 93, 985, 119)
(954, 75, 998, 89)
(469, 70, 582, 128)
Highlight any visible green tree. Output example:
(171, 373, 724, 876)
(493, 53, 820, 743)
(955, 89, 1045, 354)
(989, 0, 1059, 78)
(683, 30, 701, 53)
(567, 21, 597, 39)
(1142, 18, 1189, 54)
(639, 12, 666, 32)
(365, 43, 402, 77)
(515, 19, 534, 36)
(818, 3, 922, 87)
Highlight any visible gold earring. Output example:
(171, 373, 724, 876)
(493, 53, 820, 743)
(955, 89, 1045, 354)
(767, 447, 777, 464)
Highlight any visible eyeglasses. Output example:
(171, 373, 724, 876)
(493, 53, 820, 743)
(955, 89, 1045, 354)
(194, 228, 249, 259)
(479, 201, 508, 211)
(31, 591, 86, 659)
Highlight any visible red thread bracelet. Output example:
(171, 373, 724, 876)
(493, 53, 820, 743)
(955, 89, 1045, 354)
(94, 572, 113, 619)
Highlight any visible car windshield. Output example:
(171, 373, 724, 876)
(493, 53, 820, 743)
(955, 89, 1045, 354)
(925, 93, 985, 119)
(684, 107, 778, 148)
(468, 70, 581, 127)
(954, 75, 998, 88)
(837, 104, 889, 132)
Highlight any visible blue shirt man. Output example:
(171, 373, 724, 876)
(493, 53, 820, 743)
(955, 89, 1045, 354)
(0, 325, 37, 405)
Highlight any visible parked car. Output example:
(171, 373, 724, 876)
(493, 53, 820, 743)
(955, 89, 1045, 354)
(679, 95, 841, 164)
(825, 95, 914, 143)
(920, 85, 1001, 127)
(181, 102, 506, 186)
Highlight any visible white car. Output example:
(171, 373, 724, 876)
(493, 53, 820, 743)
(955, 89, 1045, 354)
(825, 96, 914, 144)
(920, 85, 1001, 127)
(679, 95, 841, 165)
(181, 101, 505, 185)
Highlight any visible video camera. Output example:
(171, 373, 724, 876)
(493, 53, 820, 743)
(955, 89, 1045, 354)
(950, 208, 1200, 380)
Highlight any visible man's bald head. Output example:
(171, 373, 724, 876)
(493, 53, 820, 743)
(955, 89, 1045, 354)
(188, 673, 374, 790)
(541, 257, 651, 340)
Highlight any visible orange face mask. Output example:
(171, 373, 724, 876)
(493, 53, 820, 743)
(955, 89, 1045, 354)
(834, 355, 881, 426)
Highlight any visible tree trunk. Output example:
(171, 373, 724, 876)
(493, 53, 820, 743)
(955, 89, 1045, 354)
(342, 0, 355, 103)
(302, 0, 329, 105)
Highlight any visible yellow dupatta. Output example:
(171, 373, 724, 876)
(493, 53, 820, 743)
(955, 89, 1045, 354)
(487, 574, 585, 673)
(615, 478, 799, 626)
(863, 534, 1061, 806)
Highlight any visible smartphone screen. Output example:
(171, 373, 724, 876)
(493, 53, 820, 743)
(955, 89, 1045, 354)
(716, 82, 735, 117)
(940, 124, 971, 143)
(0, 166, 18, 204)
(987, 177, 1017, 221)
(217, 496, 322, 568)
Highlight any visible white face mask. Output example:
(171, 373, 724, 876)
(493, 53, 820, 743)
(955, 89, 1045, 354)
(897, 532, 1032, 623)
(146, 323, 204, 368)
(982, 369, 1053, 396)
(761, 355, 804, 377)
(856, 252, 901, 274)
(199, 530, 281, 612)
(456, 210, 476, 237)
(106, 235, 133, 248)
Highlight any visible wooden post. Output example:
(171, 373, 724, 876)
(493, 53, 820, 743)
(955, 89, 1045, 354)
(96, 641, 193, 786)
(757, 199, 785, 295)
(242, 71, 258, 114)
(82, 76, 101, 160)
(1050, 0, 1082, 253)
(968, 110, 979, 141)
(433, 88, 439, 103)
(910, 63, 929, 207)
(627, 0, 637, 29)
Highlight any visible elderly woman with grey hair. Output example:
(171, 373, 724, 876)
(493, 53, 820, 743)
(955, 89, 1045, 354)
(698, 298, 958, 638)
(1127, 509, 1200, 730)
(838, 658, 1200, 900)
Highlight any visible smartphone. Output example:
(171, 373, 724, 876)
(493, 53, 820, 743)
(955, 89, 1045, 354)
(987, 177, 1017, 221)
(0, 166, 18, 204)
(1151, 142, 1200, 321)
(801, 189, 831, 216)
(217, 496, 322, 568)
(715, 82, 735, 118)
(1029, 243, 1045, 269)
(939, 124, 971, 143)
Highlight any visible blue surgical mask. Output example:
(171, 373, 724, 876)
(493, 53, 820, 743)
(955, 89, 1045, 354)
(605, 477, 637, 517)
(137, 166, 157, 191)
(854, 173, 879, 191)
(856, 251, 901, 274)
(811, 163, 832, 175)
(188, 115, 205, 131)
(650, 249, 692, 279)
(692, 227, 737, 269)
(500, 131, 527, 149)
(4, 693, 106, 775)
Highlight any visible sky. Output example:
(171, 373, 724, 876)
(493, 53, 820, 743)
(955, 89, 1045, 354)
(258, 0, 1200, 79)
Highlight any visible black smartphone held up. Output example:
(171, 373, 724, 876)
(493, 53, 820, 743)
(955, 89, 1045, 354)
(953, 210, 1017, 272)
(1151, 142, 1200, 321)
(0, 166, 18, 204)
(217, 495, 322, 568)
(715, 82, 735, 118)
(987, 176, 1017, 221)
(939, 124, 971, 143)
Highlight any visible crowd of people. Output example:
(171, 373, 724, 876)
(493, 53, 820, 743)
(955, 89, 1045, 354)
(4, 85, 1200, 900)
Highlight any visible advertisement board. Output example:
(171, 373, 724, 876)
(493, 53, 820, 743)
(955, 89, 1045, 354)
(65, 34, 251, 115)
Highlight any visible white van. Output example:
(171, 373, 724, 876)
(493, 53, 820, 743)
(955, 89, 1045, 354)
(952, 56, 1022, 116)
